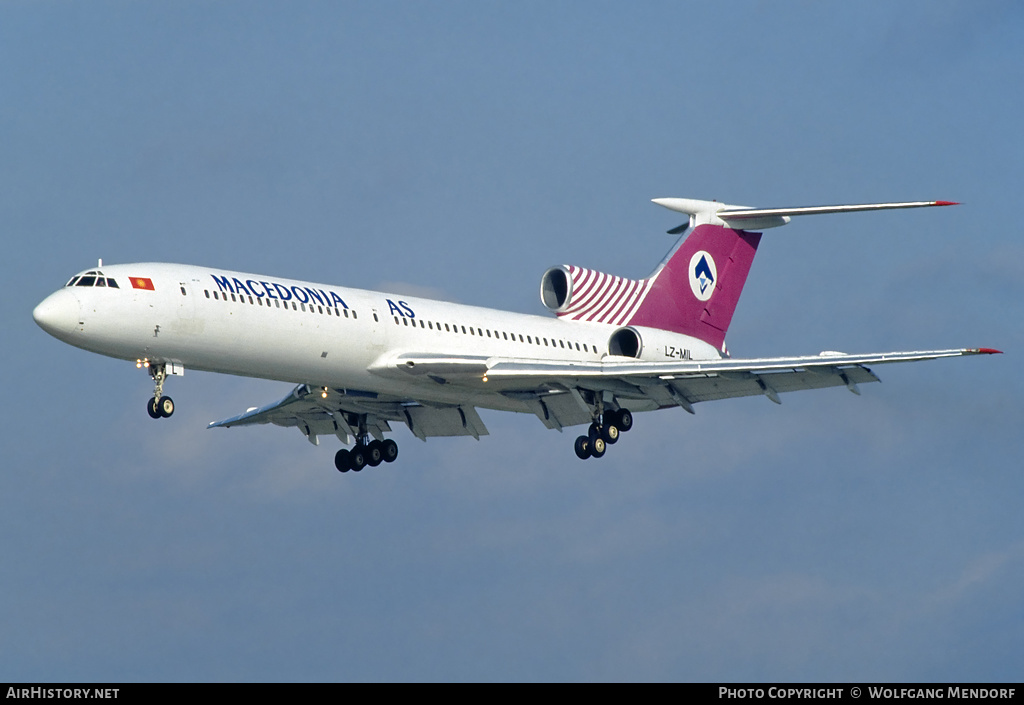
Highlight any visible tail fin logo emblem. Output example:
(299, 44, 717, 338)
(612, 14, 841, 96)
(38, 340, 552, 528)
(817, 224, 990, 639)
(688, 251, 717, 301)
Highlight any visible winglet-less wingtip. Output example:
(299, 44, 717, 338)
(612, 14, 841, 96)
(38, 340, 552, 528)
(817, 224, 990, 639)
(973, 348, 1003, 354)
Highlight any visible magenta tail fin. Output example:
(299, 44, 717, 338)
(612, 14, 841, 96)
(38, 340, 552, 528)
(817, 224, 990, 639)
(627, 224, 761, 350)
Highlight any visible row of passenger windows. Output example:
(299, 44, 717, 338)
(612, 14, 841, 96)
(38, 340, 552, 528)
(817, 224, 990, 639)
(394, 316, 596, 354)
(66, 271, 119, 288)
(199, 286, 594, 354)
(202, 289, 358, 319)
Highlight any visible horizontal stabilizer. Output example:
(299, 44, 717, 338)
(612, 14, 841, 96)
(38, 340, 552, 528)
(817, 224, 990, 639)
(653, 198, 958, 231)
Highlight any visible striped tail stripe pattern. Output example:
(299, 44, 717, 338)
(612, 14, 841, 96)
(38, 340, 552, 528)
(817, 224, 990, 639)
(556, 266, 656, 327)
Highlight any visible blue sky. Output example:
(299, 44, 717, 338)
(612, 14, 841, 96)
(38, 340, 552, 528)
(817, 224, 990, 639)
(3, 1, 1022, 682)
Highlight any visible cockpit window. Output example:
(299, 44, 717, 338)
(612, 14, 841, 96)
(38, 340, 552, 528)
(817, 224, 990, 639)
(66, 270, 118, 289)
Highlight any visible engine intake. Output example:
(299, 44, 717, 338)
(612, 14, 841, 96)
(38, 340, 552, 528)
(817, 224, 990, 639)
(540, 266, 573, 312)
(608, 327, 643, 359)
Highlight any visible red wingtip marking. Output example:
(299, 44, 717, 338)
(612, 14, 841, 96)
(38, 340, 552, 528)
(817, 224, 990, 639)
(977, 348, 1003, 354)
(934, 200, 959, 206)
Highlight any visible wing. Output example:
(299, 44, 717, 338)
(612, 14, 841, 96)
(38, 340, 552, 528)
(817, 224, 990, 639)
(372, 347, 1000, 428)
(486, 347, 999, 410)
(210, 347, 999, 443)
(208, 383, 488, 446)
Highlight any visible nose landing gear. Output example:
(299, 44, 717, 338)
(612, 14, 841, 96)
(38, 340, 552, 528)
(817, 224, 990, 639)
(142, 362, 174, 419)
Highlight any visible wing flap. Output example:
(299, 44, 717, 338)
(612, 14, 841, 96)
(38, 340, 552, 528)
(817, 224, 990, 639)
(209, 382, 489, 444)
(403, 405, 489, 440)
(665, 365, 881, 405)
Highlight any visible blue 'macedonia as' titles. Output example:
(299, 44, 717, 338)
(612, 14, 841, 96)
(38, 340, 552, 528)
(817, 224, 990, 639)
(211, 274, 348, 308)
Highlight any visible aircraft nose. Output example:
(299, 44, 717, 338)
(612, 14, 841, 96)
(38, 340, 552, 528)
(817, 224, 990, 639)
(33, 289, 80, 337)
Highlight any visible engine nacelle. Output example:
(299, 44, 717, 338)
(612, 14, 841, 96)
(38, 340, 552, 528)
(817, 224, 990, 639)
(540, 263, 649, 317)
(608, 326, 643, 359)
(540, 265, 573, 312)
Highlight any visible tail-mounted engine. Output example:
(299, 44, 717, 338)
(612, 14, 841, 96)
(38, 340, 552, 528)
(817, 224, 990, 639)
(539, 265, 653, 328)
(540, 265, 573, 312)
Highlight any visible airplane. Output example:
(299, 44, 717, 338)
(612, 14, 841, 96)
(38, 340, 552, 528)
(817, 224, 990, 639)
(32, 197, 1000, 472)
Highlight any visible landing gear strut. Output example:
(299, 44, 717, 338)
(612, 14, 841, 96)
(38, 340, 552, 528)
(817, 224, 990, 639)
(334, 415, 399, 473)
(574, 407, 632, 460)
(145, 363, 174, 419)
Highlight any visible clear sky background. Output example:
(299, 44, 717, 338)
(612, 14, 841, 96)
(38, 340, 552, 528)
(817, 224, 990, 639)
(3, 1, 1022, 682)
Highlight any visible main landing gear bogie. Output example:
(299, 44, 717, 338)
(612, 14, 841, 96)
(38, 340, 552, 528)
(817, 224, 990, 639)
(574, 408, 632, 460)
(335, 438, 399, 473)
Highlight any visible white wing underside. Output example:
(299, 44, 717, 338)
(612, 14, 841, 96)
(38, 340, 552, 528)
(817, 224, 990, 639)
(208, 348, 994, 446)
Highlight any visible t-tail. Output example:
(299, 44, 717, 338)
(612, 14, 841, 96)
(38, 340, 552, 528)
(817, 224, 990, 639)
(540, 198, 958, 352)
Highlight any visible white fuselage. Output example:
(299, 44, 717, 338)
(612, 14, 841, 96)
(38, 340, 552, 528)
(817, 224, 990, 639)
(34, 262, 720, 414)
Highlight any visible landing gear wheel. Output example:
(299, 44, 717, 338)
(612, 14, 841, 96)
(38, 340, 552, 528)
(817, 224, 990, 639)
(158, 396, 174, 418)
(615, 408, 633, 433)
(602, 421, 619, 445)
(335, 449, 351, 473)
(381, 439, 399, 463)
(147, 397, 161, 419)
(588, 425, 607, 458)
(349, 446, 367, 472)
(366, 440, 384, 467)
(574, 435, 592, 460)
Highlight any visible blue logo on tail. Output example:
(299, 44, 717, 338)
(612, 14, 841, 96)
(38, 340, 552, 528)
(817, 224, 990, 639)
(688, 250, 718, 302)
(694, 255, 714, 294)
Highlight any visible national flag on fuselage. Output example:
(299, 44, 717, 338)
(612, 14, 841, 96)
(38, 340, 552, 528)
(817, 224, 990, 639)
(131, 277, 155, 290)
